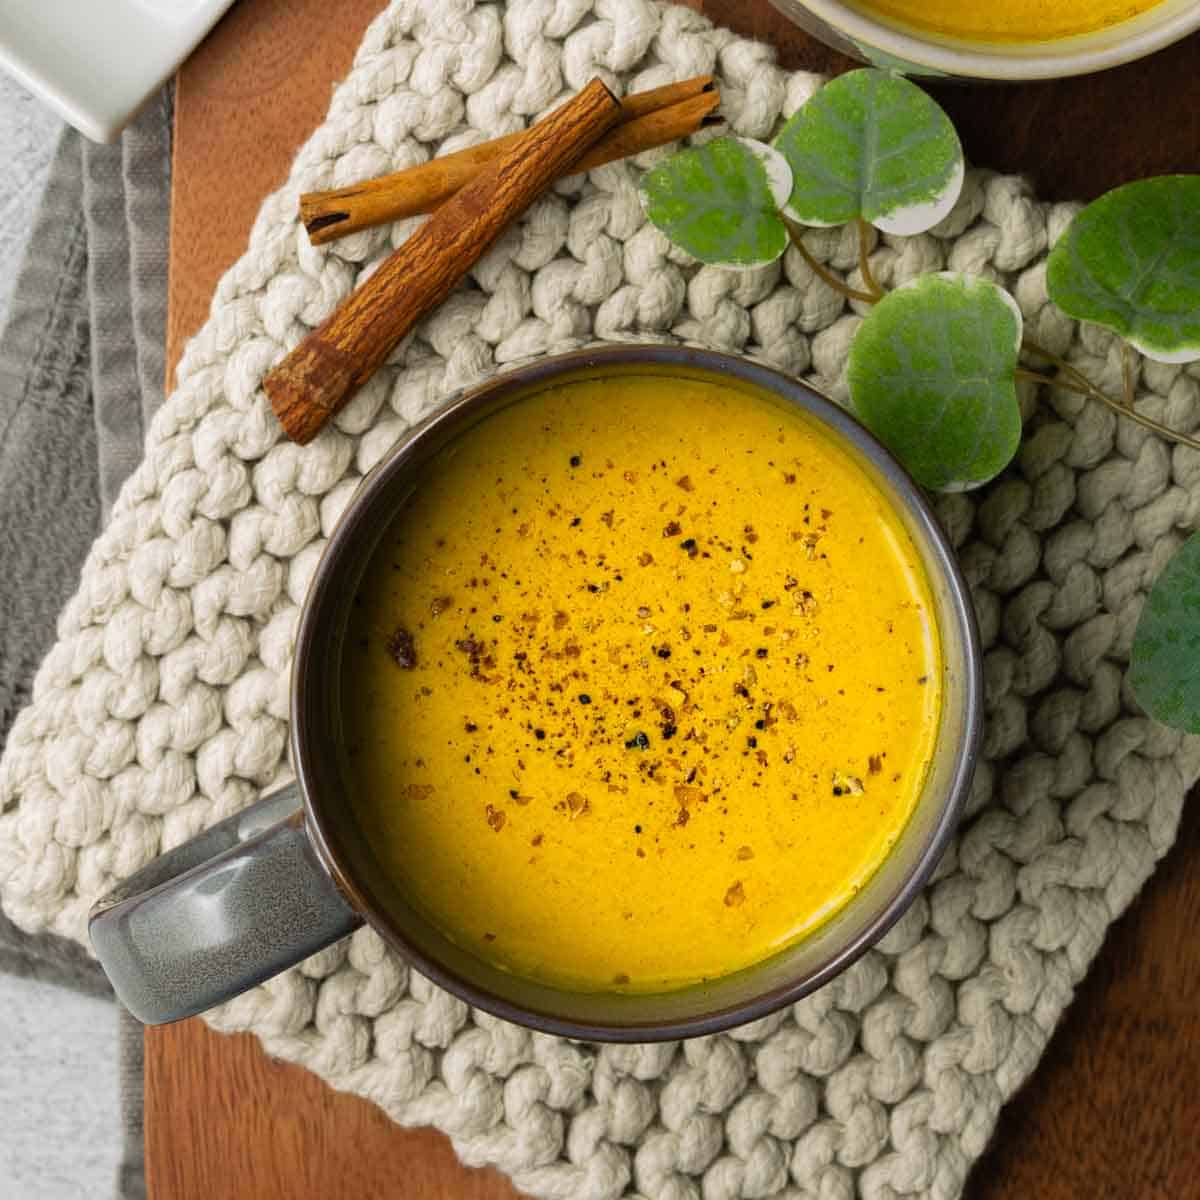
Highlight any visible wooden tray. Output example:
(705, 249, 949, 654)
(150, 2, 1200, 1195)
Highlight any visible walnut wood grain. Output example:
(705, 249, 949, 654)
(145, 1021, 523, 1199)
(152, 0, 1200, 1195)
(165, 0, 386, 379)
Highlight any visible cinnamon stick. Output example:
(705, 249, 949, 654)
(302, 76, 719, 245)
(264, 78, 621, 445)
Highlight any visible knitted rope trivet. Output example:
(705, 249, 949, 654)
(4, 2, 1200, 1196)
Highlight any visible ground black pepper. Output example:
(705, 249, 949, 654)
(386, 626, 418, 669)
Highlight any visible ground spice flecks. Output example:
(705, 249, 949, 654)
(385, 625, 417, 669)
(344, 373, 943, 993)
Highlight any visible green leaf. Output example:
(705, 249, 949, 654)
(1130, 531, 1200, 731)
(639, 137, 792, 268)
(1046, 175, 1200, 364)
(772, 68, 963, 236)
(847, 273, 1022, 492)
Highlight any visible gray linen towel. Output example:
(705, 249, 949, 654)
(0, 130, 108, 998)
(0, 88, 172, 1200)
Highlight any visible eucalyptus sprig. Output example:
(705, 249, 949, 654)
(638, 68, 1200, 734)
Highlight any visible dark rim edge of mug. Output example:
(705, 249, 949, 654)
(291, 343, 984, 1042)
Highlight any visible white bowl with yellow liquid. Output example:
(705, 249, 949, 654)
(772, 0, 1200, 79)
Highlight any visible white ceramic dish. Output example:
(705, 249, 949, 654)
(0, 0, 237, 143)
(771, 0, 1200, 79)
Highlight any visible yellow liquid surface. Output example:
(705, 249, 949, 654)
(853, 0, 1164, 40)
(343, 371, 943, 992)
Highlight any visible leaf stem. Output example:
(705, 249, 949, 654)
(785, 219, 878, 305)
(1021, 337, 1200, 453)
(855, 218, 884, 301)
(1015, 366, 1068, 389)
(1022, 339, 1109, 400)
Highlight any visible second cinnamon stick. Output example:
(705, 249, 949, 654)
(264, 78, 621, 445)
(302, 76, 718, 245)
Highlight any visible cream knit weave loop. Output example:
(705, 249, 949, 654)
(3, 3, 1200, 1197)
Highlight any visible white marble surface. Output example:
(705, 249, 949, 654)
(0, 978, 122, 1198)
(0, 73, 61, 324)
(0, 72, 125, 1200)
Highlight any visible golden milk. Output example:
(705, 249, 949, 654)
(342, 370, 942, 993)
(852, 0, 1164, 41)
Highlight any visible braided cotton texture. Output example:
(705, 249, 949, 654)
(4, 1, 1200, 1196)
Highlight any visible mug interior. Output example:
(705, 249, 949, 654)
(293, 347, 981, 1041)
(785, 0, 1200, 79)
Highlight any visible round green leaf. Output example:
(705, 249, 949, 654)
(1131, 531, 1200, 731)
(639, 137, 791, 268)
(847, 273, 1023, 492)
(1046, 176, 1200, 364)
(772, 68, 963, 236)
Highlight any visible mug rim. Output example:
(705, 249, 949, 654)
(794, 0, 1200, 80)
(291, 344, 983, 1041)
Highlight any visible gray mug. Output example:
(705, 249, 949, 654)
(90, 345, 982, 1040)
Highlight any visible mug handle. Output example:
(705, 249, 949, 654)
(89, 782, 362, 1024)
